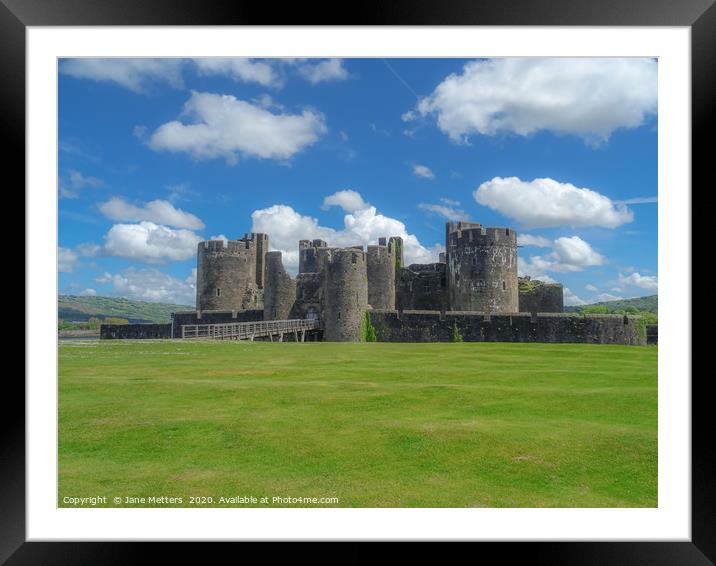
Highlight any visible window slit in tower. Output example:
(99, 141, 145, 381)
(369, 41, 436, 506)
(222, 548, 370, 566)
(217, 288, 221, 297)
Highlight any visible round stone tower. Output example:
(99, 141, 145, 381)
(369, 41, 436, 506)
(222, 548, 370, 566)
(195, 234, 267, 312)
(446, 222, 518, 313)
(366, 237, 396, 310)
(263, 251, 297, 321)
(323, 248, 369, 342)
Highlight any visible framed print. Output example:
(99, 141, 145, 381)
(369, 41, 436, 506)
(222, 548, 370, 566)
(7, 0, 710, 561)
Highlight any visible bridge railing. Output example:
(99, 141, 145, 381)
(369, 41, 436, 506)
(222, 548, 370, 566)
(182, 318, 320, 340)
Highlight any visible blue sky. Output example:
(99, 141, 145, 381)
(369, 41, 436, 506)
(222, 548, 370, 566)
(58, 57, 658, 306)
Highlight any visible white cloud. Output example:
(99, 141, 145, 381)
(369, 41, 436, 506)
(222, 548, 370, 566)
(322, 190, 370, 213)
(585, 284, 599, 292)
(58, 170, 105, 199)
(194, 58, 281, 87)
(519, 236, 605, 275)
(251, 195, 442, 274)
(250, 205, 329, 272)
(79, 288, 97, 297)
(474, 177, 633, 229)
(617, 196, 658, 205)
(619, 271, 658, 291)
(597, 293, 624, 302)
(413, 58, 657, 144)
(413, 164, 435, 180)
(148, 91, 327, 163)
(517, 234, 552, 248)
(58, 247, 79, 272)
(99, 197, 204, 230)
(103, 221, 202, 263)
(369, 123, 390, 136)
(209, 234, 229, 245)
(296, 59, 349, 84)
(76, 243, 102, 257)
(165, 182, 199, 203)
(193, 58, 349, 88)
(60, 58, 184, 93)
(564, 287, 587, 306)
(551, 236, 605, 269)
(133, 125, 148, 139)
(528, 274, 558, 284)
(251, 94, 285, 110)
(69, 170, 104, 189)
(418, 203, 470, 221)
(58, 182, 73, 199)
(96, 267, 196, 305)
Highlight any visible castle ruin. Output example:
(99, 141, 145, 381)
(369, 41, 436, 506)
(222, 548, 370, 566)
(102, 220, 645, 345)
(192, 221, 570, 341)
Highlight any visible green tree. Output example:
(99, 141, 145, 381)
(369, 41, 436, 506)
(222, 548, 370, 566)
(104, 317, 129, 325)
(452, 321, 464, 342)
(582, 305, 609, 314)
(362, 312, 377, 342)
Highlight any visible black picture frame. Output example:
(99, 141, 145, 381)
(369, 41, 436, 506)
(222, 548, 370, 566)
(7, 0, 708, 561)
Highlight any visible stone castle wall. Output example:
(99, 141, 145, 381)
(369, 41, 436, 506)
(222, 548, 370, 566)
(446, 222, 518, 313)
(195, 236, 267, 312)
(263, 251, 297, 321)
(369, 310, 645, 345)
(323, 248, 368, 341)
(518, 279, 564, 313)
(177, 222, 647, 346)
(396, 263, 448, 312)
(367, 241, 395, 310)
(100, 323, 172, 340)
(298, 239, 328, 274)
(290, 272, 323, 320)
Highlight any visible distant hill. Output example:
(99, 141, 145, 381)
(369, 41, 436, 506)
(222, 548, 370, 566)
(60, 293, 658, 323)
(565, 295, 658, 315)
(58, 295, 192, 324)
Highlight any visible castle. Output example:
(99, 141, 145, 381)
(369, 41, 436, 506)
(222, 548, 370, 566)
(102, 219, 645, 344)
(193, 221, 565, 341)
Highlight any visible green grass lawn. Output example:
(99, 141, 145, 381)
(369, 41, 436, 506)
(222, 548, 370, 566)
(58, 340, 657, 508)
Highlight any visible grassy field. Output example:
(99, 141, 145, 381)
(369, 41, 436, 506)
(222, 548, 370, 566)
(58, 340, 657, 508)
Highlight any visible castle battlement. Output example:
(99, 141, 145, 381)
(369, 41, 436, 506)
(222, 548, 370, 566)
(200, 239, 253, 253)
(200, 232, 268, 254)
(299, 239, 328, 249)
(406, 263, 443, 273)
(324, 247, 367, 265)
(299, 239, 330, 273)
(367, 244, 393, 258)
(447, 226, 516, 247)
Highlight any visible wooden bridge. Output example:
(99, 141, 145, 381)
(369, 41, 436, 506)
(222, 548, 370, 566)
(181, 318, 321, 341)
